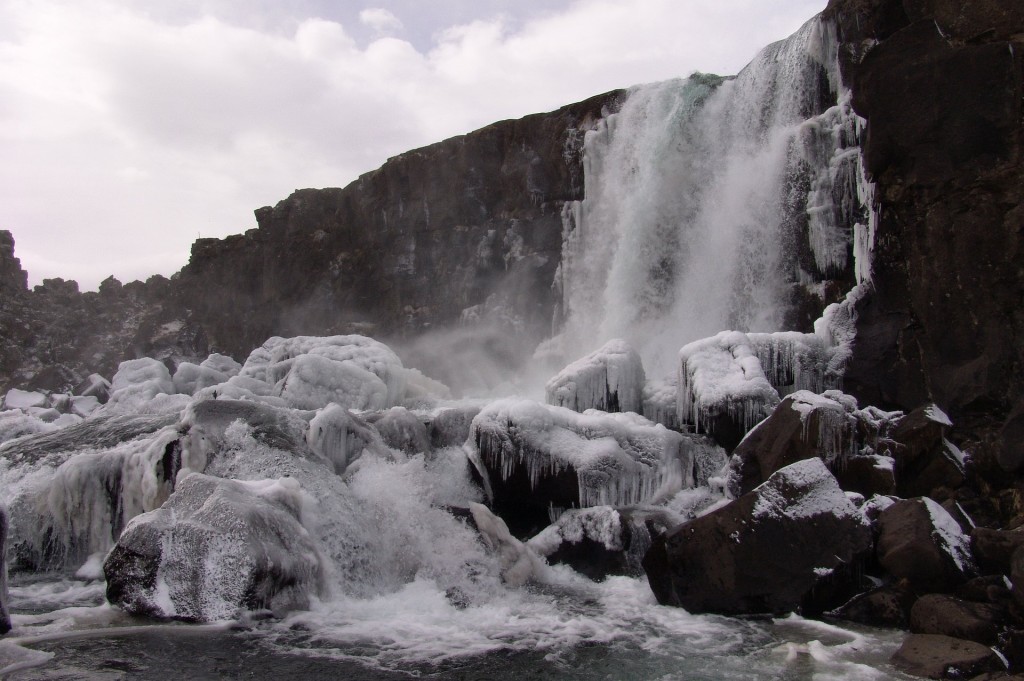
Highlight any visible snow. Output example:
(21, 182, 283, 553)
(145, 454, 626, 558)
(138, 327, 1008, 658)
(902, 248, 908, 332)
(642, 373, 679, 430)
(280, 353, 389, 411)
(469, 398, 692, 509)
(306, 404, 391, 475)
(469, 503, 543, 587)
(751, 458, 861, 524)
(678, 331, 780, 434)
(922, 497, 974, 574)
(172, 362, 230, 396)
(107, 358, 175, 411)
(924, 404, 953, 427)
(528, 506, 625, 557)
(546, 339, 645, 414)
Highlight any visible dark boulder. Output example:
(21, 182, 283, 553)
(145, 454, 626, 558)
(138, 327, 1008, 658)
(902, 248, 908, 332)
(644, 458, 871, 615)
(877, 497, 976, 592)
(910, 594, 1003, 645)
(105, 473, 324, 622)
(828, 584, 916, 628)
(891, 633, 1001, 679)
(973, 527, 1024, 576)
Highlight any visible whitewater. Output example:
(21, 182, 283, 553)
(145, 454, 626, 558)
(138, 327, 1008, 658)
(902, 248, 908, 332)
(0, 15, 913, 680)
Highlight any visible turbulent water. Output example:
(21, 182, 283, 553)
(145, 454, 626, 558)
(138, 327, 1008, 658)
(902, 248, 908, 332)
(0, 14, 905, 681)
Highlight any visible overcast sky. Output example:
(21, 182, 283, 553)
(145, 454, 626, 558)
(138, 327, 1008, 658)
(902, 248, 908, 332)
(1, 0, 826, 290)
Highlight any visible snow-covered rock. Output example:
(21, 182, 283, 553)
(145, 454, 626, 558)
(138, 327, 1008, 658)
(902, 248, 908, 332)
(108, 358, 175, 411)
(171, 361, 230, 396)
(545, 339, 645, 414)
(468, 399, 696, 537)
(306, 404, 391, 475)
(677, 331, 781, 449)
(75, 373, 111, 403)
(365, 406, 430, 455)
(644, 458, 872, 615)
(876, 497, 976, 592)
(3, 388, 46, 411)
(527, 506, 655, 581)
(104, 473, 324, 621)
(467, 503, 543, 587)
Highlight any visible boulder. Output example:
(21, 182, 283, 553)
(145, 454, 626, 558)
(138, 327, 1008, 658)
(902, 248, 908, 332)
(104, 473, 324, 622)
(469, 399, 695, 538)
(973, 527, 1024, 576)
(75, 373, 111, 404)
(1, 505, 10, 635)
(2, 388, 46, 411)
(877, 498, 977, 592)
(527, 506, 653, 581)
(891, 634, 1001, 680)
(910, 594, 1003, 645)
(643, 458, 871, 615)
(828, 585, 916, 628)
(545, 339, 645, 414)
(108, 358, 175, 410)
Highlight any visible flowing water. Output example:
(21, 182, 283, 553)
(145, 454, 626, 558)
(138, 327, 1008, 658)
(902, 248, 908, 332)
(0, 14, 907, 681)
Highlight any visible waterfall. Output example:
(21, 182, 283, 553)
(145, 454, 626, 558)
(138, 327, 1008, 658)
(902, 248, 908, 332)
(553, 18, 869, 378)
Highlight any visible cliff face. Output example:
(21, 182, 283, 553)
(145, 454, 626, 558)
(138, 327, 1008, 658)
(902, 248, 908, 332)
(0, 91, 622, 393)
(824, 0, 1024, 469)
(176, 91, 623, 360)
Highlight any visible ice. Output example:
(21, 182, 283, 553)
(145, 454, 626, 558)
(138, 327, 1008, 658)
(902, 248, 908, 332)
(69, 396, 101, 417)
(306, 404, 391, 475)
(105, 473, 325, 621)
(172, 361, 230, 396)
(545, 339, 645, 414)
(106, 358, 175, 411)
(3, 389, 46, 411)
(642, 373, 679, 430)
(746, 331, 833, 395)
(199, 353, 242, 377)
(239, 335, 408, 408)
(469, 398, 693, 509)
(528, 506, 624, 555)
(0, 410, 54, 446)
(469, 503, 544, 587)
(678, 331, 781, 435)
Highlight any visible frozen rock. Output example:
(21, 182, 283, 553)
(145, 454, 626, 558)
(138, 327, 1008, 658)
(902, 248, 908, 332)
(1, 415, 181, 571)
(468, 399, 695, 537)
(2, 389, 46, 411)
(745, 331, 832, 395)
(365, 407, 430, 455)
(199, 353, 242, 378)
(306, 404, 391, 475)
(192, 374, 288, 407)
(877, 497, 977, 592)
(108, 358, 175, 411)
(70, 395, 101, 417)
(527, 506, 656, 581)
(240, 335, 408, 410)
(26, 407, 61, 423)
(75, 373, 111, 404)
(1, 505, 10, 635)
(171, 362, 230, 396)
(467, 503, 543, 587)
(642, 373, 679, 430)
(677, 331, 781, 450)
(727, 389, 901, 496)
(644, 458, 872, 615)
(427, 404, 482, 449)
(545, 339, 645, 414)
(104, 473, 324, 622)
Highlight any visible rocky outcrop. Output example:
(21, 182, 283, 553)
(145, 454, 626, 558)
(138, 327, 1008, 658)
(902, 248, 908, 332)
(824, 0, 1024, 478)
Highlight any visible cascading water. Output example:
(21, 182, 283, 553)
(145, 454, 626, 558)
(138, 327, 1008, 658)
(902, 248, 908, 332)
(0, 14, 909, 681)
(554, 19, 868, 379)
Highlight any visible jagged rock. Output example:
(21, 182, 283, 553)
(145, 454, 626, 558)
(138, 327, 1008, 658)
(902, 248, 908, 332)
(1, 505, 11, 635)
(469, 399, 698, 538)
(891, 634, 1001, 680)
(973, 527, 1024, 576)
(643, 458, 871, 615)
(364, 407, 430, 455)
(75, 374, 111, 404)
(527, 506, 655, 581)
(889, 404, 965, 499)
(104, 473, 324, 622)
(828, 584, 916, 628)
(910, 594, 1003, 645)
(877, 498, 977, 592)
(545, 339, 645, 414)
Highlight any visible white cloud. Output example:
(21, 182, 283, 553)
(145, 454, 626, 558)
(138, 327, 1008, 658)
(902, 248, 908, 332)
(0, 0, 826, 290)
(359, 8, 404, 36)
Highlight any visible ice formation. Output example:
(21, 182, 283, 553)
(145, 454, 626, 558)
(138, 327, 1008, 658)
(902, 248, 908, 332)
(552, 17, 875, 382)
(469, 398, 693, 509)
(677, 331, 781, 436)
(545, 339, 645, 414)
